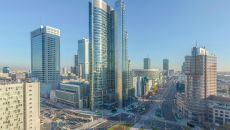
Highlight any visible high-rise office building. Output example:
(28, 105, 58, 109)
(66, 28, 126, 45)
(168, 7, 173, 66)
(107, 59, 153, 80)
(2, 66, 10, 73)
(163, 59, 169, 76)
(184, 47, 217, 123)
(144, 58, 151, 69)
(89, 0, 128, 110)
(72, 54, 79, 75)
(78, 38, 89, 80)
(31, 26, 60, 97)
(74, 55, 79, 67)
(0, 81, 40, 130)
(114, 0, 128, 107)
(126, 59, 134, 105)
(89, 0, 112, 110)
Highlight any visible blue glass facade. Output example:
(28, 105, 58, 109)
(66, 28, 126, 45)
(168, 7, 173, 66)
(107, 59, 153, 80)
(89, 0, 128, 110)
(89, 0, 109, 110)
(31, 26, 60, 97)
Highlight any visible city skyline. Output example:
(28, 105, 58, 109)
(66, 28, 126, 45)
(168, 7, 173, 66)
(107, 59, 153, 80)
(1, 0, 230, 71)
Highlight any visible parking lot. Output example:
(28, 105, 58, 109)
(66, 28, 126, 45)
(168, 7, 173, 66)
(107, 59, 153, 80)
(41, 105, 97, 129)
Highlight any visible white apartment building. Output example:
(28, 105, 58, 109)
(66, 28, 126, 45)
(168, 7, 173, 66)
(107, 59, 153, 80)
(0, 81, 40, 130)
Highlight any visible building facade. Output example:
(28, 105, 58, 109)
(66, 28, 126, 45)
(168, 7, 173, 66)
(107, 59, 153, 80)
(55, 81, 89, 109)
(89, 0, 128, 110)
(184, 47, 217, 123)
(144, 58, 151, 69)
(207, 95, 230, 126)
(23, 82, 40, 130)
(163, 59, 169, 76)
(31, 26, 60, 97)
(78, 38, 89, 80)
(0, 81, 40, 130)
(2, 67, 10, 74)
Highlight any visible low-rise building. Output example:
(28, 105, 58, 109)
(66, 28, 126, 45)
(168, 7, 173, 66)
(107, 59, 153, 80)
(11, 72, 26, 81)
(176, 93, 188, 117)
(54, 80, 89, 109)
(207, 95, 230, 125)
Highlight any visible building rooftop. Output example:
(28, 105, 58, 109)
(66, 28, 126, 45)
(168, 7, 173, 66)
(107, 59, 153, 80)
(0, 79, 38, 85)
(133, 69, 159, 72)
(208, 95, 230, 103)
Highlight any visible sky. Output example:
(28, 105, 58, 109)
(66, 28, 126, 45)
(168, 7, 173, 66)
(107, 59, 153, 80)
(0, 0, 230, 71)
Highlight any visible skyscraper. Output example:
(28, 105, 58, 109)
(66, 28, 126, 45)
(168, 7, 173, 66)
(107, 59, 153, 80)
(144, 58, 151, 69)
(31, 26, 60, 97)
(89, 0, 113, 110)
(184, 47, 217, 123)
(74, 54, 79, 67)
(2, 67, 11, 73)
(114, 0, 128, 107)
(89, 0, 128, 110)
(78, 38, 89, 80)
(163, 59, 169, 76)
(73, 54, 79, 75)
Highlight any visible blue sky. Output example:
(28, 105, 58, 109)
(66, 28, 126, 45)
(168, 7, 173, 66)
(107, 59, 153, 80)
(0, 0, 230, 71)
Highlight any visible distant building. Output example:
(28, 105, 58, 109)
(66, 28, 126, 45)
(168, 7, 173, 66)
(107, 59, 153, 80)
(76, 64, 83, 79)
(78, 38, 89, 80)
(54, 80, 89, 108)
(137, 76, 143, 97)
(163, 59, 169, 76)
(126, 60, 135, 105)
(0, 72, 11, 80)
(2, 66, 10, 73)
(31, 26, 60, 97)
(74, 55, 79, 67)
(62, 67, 68, 76)
(133, 69, 163, 97)
(144, 58, 151, 69)
(168, 69, 174, 77)
(0, 81, 40, 130)
(184, 47, 217, 123)
(133, 76, 138, 97)
(133, 69, 161, 81)
(11, 72, 26, 81)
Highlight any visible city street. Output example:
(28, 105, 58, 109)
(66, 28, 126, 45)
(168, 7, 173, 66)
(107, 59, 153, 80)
(131, 78, 183, 130)
(161, 81, 177, 122)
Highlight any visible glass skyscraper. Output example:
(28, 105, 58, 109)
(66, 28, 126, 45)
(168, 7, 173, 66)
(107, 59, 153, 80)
(114, 0, 128, 107)
(2, 66, 11, 73)
(31, 26, 60, 97)
(163, 59, 169, 76)
(144, 58, 151, 69)
(89, 0, 112, 110)
(78, 38, 89, 80)
(89, 0, 128, 110)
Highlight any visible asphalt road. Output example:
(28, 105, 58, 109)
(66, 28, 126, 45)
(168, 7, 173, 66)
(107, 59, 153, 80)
(162, 81, 177, 122)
